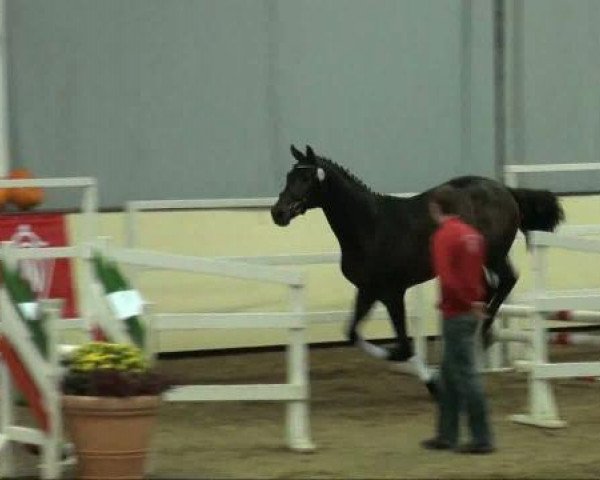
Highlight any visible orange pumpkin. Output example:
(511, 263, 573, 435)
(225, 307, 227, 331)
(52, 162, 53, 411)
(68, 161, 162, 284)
(9, 168, 32, 179)
(0, 186, 8, 208)
(8, 168, 44, 210)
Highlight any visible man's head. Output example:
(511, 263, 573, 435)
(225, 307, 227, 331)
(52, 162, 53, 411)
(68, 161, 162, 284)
(429, 184, 464, 225)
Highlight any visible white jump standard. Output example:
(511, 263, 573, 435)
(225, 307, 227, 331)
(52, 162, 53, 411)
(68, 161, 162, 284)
(493, 231, 600, 428)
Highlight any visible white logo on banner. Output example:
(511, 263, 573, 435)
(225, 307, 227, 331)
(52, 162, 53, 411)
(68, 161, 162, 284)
(11, 224, 56, 299)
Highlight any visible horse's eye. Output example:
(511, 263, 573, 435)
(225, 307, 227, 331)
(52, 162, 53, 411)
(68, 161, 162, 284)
(301, 171, 313, 182)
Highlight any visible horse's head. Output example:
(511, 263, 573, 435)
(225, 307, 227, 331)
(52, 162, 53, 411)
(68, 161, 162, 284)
(271, 144, 326, 226)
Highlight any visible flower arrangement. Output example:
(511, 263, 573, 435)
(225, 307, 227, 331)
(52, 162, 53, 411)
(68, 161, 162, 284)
(61, 342, 169, 478)
(61, 342, 171, 397)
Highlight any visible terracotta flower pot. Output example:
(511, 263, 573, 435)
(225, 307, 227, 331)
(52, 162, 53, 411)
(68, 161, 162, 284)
(62, 395, 161, 480)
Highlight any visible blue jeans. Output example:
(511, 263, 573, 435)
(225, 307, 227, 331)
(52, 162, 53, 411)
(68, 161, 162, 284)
(437, 313, 493, 446)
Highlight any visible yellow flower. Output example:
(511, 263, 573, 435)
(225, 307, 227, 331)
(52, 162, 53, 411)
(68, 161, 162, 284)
(71, 342, 147, 372)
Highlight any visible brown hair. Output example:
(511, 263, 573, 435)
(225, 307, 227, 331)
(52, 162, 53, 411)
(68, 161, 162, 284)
(430, 184, 475, 224)
(430, 185, 464, 215)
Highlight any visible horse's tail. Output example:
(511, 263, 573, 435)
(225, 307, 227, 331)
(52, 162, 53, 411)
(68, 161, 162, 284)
(508, 187, 565, 243)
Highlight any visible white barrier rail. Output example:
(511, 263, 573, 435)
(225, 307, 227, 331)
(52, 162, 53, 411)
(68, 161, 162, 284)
(109, 246, 303, 286)
(504, 163, 600, 188)
(125, 194, 417, 249)
(532, 362, 600, 380)
(556, 224, 600, 236)
(126, 192, 419, 212)
(0, 177, 97, 188)
(531, 231, 600, 253)
(154, 307, 393, 330)
(505, 163, 600, 174)
(166, 384, 306, 403)
(0, 177, 97, 242)
(4, 246, 82, 260)
(101, 244, 315, 452)
(495, 328, 532, 343)
(155, 312, 305, 330)
(212, 253, 340, 266)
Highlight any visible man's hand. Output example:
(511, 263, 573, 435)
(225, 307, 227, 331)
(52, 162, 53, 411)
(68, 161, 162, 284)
(471, 301, 488, 321)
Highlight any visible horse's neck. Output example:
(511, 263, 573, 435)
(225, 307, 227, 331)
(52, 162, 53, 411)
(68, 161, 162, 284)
(320, 173, 377, 251)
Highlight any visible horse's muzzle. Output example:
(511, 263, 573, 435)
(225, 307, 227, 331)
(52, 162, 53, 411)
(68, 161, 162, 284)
(271, 205, 291, 226)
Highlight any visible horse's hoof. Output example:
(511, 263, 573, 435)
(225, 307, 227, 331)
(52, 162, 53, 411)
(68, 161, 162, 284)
(387, 346, 411, 362)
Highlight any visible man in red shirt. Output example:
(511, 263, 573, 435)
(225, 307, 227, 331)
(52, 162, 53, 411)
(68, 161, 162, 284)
(422, 185, 495, 454)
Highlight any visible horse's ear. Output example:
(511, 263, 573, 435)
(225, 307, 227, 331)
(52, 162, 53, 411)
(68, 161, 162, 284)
(305, 145, 316, 165)
(290, 144, 304, 163)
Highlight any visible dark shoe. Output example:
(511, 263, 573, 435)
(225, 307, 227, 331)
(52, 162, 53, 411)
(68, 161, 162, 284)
(421, 438, 453, 451)
(456, 443, 495, 454)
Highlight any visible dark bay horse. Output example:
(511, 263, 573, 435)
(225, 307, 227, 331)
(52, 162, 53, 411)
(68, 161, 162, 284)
(271, 145, 564, 396)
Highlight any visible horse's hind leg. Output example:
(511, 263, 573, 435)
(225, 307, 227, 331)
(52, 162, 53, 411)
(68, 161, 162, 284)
(482, 257, 518, 348)
(380, 292, 437, 400)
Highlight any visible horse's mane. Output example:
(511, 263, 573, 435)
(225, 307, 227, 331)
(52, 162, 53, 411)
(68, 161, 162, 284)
(316, 156, 383, 198)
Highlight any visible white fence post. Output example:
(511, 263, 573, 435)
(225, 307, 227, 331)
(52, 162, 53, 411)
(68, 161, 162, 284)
(0, 358, 15, 479)
(124, 202, 142, 284)
(286, 284, 315, 452)
(511, 241, 565, 428)
(40, 299, 64, 480)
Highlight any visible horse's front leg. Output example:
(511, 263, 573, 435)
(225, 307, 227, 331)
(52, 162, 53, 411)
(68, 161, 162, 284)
(347, 288, 390, 358)
(380, 290, 412, 361)
(381, 291, 438, 400)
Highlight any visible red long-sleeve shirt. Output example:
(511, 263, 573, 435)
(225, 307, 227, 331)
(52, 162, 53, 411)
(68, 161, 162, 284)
(431, 217, 486, 318)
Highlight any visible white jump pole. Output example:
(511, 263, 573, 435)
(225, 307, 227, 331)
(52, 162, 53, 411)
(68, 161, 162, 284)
(549, 332, 600, 347)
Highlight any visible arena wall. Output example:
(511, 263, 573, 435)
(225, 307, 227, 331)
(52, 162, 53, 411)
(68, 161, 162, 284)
(65, 194, 600, 352)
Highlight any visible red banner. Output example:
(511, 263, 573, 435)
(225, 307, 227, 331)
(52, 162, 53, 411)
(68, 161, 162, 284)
(0, 213, 78, 318)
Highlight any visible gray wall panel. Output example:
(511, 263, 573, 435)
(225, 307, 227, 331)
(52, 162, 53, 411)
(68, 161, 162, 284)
(7, 0, 272, 207)
(3, 1, 535, 208)
(506, 0, 600, 192)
